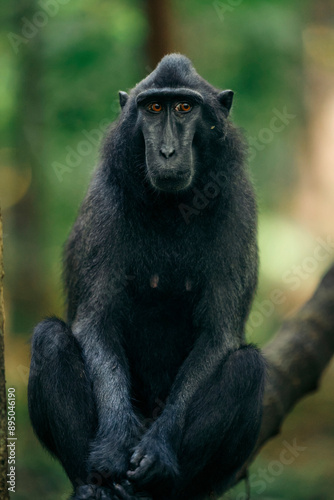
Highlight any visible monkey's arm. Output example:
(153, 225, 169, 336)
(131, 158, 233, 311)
(72, 302, 141, 481)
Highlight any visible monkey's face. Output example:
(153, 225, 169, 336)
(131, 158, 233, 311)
(136, 88, 204, 193)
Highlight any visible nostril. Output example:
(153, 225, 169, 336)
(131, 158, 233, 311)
(160, 145, 175, 159)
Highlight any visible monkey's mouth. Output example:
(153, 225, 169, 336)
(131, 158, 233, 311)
(150, 172, 193, 192)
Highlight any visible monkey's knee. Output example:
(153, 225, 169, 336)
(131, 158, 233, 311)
(28, 317, 87, 412)
(224, 344, 266, 398)
(28, 319, 86, 435)
(28, 317, 95, 481)
(217, 345, 266, 464)
(29, 319, 68, 450)
(29, 317, 73, 373)
(221, 344, 266, 442)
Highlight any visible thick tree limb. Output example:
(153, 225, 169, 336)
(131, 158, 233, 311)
(229, 264, 334, 492)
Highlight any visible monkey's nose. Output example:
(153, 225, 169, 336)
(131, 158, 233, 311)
(160, 145, 175, 158)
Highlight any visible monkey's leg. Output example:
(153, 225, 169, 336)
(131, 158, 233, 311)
(28, 318, 97, 488)
(174, 345, 265, 500)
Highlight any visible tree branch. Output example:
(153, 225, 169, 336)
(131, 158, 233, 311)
(0, 207, 9, 500)
(230, 264, 334, 492)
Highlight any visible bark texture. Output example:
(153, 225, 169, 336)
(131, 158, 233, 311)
(0, 208, 8, 499)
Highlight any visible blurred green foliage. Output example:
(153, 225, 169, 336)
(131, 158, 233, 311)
(1, 0, 334, 499)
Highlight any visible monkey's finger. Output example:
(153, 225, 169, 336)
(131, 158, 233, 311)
(119, 480, 134, 493)
(113, 483, 134, 500)
(129, 449, 144, 469)
(127, 455, 153, 481)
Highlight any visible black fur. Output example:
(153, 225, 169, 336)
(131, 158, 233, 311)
(28, 54, 265, 500)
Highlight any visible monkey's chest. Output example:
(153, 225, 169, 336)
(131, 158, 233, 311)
(124, 281, 197, 415)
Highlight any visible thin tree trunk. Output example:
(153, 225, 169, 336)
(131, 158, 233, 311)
(146, 0, 177, 68)
(0, 208, 9, 499)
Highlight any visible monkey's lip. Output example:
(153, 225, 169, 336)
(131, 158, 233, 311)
(150, 173, 192, 192)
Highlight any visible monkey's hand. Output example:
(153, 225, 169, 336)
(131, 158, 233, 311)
(88, 439, 130, 482)
(126, 432, 179, 492)
(88, 420, 142, 485)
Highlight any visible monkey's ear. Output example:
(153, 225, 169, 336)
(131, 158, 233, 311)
(218, 90, 234, 116)
(119, 91, 129, 109)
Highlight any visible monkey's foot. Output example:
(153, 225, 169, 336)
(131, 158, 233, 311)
(71, 485, 114, 499)
(114, 481, 153, 499)
(71, 482, 152, 500)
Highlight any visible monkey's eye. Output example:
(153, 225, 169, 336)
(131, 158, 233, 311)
(147, 103, 162, 113)
(175, 102, 192, 113)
